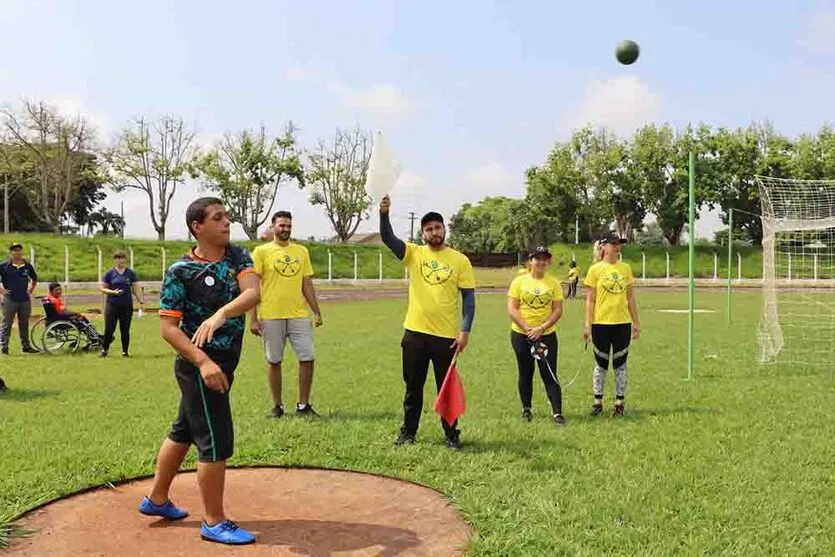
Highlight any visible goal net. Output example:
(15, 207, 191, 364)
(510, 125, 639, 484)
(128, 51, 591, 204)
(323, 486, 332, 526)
(757, 176, 835, 366)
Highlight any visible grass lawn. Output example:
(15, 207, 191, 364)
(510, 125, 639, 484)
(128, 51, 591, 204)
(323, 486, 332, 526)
(1, 289, 833, 555)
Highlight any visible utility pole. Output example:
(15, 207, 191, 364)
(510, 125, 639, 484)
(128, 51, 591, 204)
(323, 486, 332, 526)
(408, 211, 417, 242)
(575, 214, 579, 244)
(120, 201, 125, 239)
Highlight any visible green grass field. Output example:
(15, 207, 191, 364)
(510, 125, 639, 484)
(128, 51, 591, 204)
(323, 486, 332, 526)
(1, 289, 833, 555)
(0, 233, 767, 283)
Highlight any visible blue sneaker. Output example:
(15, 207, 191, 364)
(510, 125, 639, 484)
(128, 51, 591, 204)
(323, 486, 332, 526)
(201, 520, 256, 545)
(138, 496, 189, 520)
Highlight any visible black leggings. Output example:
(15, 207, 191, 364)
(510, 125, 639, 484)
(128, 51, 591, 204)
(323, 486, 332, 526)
(510, 331, 562, 415)
(568, 279, 579, 298)
(591, 323, 631, 399)
(103, 302, 132, 353)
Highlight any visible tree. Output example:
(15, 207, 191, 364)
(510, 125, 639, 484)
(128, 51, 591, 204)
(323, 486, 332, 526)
(105, 115, 197, 240)
(193, 123, 304, 240)
(306, 126, 372, 243)
(64, 153, 107, 233)
(85, 207, 125, 236)
(448, 197, 522, 253)
(1, 100, 98, 234)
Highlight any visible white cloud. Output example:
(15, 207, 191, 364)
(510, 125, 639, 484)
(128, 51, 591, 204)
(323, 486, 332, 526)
(799, 8, 835, 54)
(49, 97, 115, 141)
(461, 161, 522, 200)
(564, 76, 661, 138)
(347, 84, 419, 123)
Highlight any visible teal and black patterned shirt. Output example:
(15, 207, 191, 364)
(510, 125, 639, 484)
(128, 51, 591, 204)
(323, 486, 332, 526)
(159, 245, 254, 365)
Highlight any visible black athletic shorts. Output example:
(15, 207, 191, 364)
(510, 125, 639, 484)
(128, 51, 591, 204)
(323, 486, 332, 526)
(167, 352, 239, 463)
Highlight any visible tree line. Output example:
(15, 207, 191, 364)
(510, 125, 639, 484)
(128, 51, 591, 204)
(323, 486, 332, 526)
(449, 122, 835, 253)
(1, 99, 376, 241)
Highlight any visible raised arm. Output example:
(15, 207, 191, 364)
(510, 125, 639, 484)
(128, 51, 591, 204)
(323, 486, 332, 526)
(379, 196, 406, 260)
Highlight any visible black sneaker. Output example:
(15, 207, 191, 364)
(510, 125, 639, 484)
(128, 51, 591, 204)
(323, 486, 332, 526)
(445, 436, 462, 451)
(554, 414, 566, 427)
(121, 352, 130, 358)
(0, 377, 6, 391)
(100, 350, 108, 358)
(22, 346, 39, 354)
(296, 404, 319, 417)
(591, 403, 603, 417)
(267, 405, 285, 419)
(522, 408, 533, 422)
(394, 431, 415, 446)
(1, 347, 7, 355)
(612, 404, 625, 417)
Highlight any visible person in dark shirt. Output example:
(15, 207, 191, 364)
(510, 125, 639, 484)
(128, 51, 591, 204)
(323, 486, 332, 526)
(99, 250, 145, 357)
(138, 197, 261, 546)
(0, 242, 39, 355)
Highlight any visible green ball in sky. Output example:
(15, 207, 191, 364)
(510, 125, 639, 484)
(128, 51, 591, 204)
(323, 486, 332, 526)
(615, 40, 640, 65)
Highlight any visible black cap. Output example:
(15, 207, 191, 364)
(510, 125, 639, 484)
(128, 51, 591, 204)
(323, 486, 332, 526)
(528, 246, 552, 259)
(420, 211, 444, 228)
(9, 242, 22, 251)
(598, 231, 627, 245)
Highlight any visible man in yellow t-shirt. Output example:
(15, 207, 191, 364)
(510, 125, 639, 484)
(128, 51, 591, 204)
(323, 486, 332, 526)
(582, 231, 641, 418)
(566, 260, 580, 299)
(379, 195, 476, 450)
(249, 211, 322, 419)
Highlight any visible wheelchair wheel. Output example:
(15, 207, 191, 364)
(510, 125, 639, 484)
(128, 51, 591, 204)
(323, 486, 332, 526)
(29, 317, 47, 352)
(42, 321, 82, 355)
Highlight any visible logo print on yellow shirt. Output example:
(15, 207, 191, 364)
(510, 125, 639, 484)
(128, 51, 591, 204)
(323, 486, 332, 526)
(420, 259, 452, 285)
(601, 271, 627, 294)
(522, 286, 552, 309)
(275, 255, 301, 277)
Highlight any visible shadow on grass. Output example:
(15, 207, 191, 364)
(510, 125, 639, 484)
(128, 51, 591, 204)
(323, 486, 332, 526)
(0, 388, 59, 402)
(326, 409, 402, 422)
(151, 518, 422, 554)
(607, 406, 719, 420)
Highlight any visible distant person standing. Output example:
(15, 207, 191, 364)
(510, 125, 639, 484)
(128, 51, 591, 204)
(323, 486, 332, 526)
(99, 250, 145, 357)
(379, 195, 476, 450)
(0, 242, 39, 355)
(249, 211, 323, 419)
(567, 261, 580, 299)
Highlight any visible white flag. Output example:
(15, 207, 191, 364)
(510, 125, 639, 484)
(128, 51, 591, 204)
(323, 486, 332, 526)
(364, 130, 402, 204)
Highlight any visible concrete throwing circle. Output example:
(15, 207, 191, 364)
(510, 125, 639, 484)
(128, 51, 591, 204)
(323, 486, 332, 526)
(7, 467, 473, 556)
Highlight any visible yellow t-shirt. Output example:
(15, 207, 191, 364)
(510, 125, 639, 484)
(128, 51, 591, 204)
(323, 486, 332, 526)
(403, 243, 476, 339)
(567, 267, 579, 281)
(584, 261, 635, 324)
(507, 273, 564, 335)
(252, 242, 314, 319)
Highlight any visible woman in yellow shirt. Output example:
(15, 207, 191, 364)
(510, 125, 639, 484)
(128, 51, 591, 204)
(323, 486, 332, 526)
(582, 232, 641, 417)
(507, 246, 566, 426)
(566, 260, 580, 299)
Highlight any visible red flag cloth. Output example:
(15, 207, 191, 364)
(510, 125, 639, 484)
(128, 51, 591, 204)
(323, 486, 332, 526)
(434, 362, 466, 426)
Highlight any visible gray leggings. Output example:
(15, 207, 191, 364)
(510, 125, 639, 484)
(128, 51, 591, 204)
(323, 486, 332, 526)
(0, 298, 31, 349)
(591, 323, 631, 399)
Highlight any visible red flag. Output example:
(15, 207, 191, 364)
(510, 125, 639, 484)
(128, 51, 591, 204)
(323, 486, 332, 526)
(434, 360, 466, 426)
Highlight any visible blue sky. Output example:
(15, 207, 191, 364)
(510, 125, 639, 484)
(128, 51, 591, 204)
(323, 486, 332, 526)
(1, 0, 833, 241)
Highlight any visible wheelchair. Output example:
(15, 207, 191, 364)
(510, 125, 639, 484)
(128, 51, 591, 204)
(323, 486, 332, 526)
(31, 298, 103, 355)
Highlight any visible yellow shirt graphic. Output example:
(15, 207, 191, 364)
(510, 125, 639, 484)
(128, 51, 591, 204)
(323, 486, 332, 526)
(507, 273, 563, 335)
(252, 242, 314, 320)
(584, 261, 635, 324)
(403, 243, 476, 339)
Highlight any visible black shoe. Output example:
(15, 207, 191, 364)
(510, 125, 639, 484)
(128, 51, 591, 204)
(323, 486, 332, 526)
(554, 414, 566, 427)
(522, 408, 533, 422)
(296, 403, 319, 417)
(100, 350, 108, 358)
(22, 346, 38, 354)
(267, 405, 285, 419)
(1, 347, 7, 355)
(0, 378, 6, 391)
(121, 352, 129, 358)
(591, 403, 603, 417)
(445, 436, 462, 451)
(394, 431, 416, 446)
(612, 404, 625, 417)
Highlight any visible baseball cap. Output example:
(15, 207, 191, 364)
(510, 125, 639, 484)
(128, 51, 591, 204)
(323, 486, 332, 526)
(598, 231, 627, 245)
(9, 242, 22, 251)
(528, 246, 552, 259)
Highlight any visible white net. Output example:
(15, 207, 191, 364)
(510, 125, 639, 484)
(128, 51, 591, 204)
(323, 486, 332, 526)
(757, 176, 835, 366)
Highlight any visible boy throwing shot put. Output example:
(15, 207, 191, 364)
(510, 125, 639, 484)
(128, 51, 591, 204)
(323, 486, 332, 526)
(379, 195, 476, 450)
(140, 197, 260, 545)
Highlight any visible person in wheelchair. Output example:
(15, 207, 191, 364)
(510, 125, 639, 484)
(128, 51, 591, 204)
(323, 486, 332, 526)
(44, 282, 102, 344)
